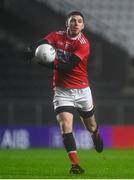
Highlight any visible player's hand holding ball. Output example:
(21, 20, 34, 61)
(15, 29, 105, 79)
(35, 44, 56, 64)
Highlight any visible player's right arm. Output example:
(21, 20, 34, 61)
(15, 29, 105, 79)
(24, 39, 49, 63)
(25, 32, 57, 62)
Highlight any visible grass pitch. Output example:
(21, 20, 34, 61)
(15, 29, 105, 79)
(0, 148, 134, 179)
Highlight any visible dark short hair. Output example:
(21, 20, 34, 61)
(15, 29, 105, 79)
(66, 11, 84, 21)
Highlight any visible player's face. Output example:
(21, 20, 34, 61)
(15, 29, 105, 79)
(67, 15, 84, 37)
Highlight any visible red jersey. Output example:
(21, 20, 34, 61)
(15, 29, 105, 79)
(44, 31, 90, 88)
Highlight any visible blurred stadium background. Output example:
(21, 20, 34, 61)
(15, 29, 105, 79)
(0, 0, 134, 149)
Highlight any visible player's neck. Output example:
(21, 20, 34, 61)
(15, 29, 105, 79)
(67, 30, 81, 39)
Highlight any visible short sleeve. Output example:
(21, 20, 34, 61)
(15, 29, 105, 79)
(44, 32, 57, 45)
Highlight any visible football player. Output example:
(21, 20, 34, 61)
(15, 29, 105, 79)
(25, 11, 103, 174)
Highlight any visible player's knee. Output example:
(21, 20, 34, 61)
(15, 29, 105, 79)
(78, 108, 94, 119)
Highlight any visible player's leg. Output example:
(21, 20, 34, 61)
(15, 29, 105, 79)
(79, 110, 103, 152)
(56, 106, 85, 174)
(53, 87, 85, 174)
(76, 87, 103, 152)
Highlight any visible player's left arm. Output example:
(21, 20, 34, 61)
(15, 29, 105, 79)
(54, 54, 81, 72)
(54, 42, 90, 72)
(35, 53, 81, 71)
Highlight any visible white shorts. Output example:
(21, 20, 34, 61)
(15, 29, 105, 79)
(53, 87, 94, 112)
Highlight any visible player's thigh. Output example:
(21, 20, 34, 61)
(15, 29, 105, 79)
(53, 87, 75, 110)
(78, 108, 96, 129)
(76, 87, 94, 111)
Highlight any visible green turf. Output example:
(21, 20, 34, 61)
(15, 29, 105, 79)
(0, 148, 134, 179)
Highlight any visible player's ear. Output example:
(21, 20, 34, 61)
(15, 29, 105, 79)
(66, 16, 71, 28)
(82, 23, 85, 30)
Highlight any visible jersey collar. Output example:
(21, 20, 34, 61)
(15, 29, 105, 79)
(66, 31, 82, 40)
